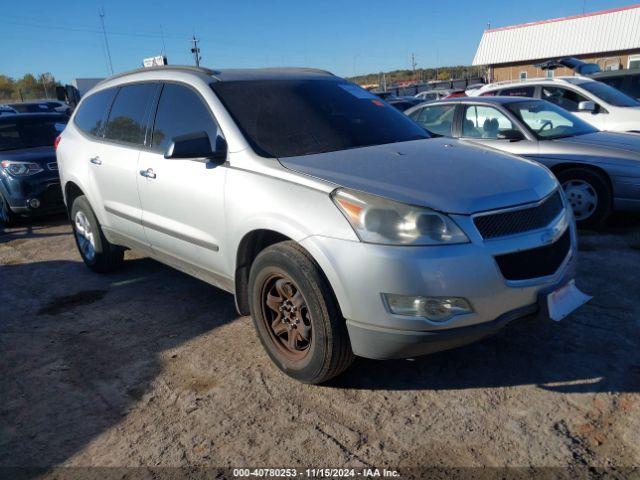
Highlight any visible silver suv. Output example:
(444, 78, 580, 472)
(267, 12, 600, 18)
(56, 66, 588, 383)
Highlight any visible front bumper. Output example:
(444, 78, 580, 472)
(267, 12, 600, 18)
(301, 210, 578, 360)
(1, 174, 65, 217)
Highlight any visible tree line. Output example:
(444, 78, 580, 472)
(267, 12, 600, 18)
(0, 73, 62, 102)
(348, 65, 485, 87)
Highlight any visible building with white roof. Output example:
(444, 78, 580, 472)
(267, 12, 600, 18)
(473, 4, 640, 81)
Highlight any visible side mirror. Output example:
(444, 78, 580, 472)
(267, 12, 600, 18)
(55, 86, 67, 102)
(497, 129, 525, 142)
(578, 101, 596, 112)
(164, 132, 227, 161)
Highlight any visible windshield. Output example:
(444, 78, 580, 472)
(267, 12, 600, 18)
(576, 80, 640, 107)
(506, 100, 598, 139)
(0, 118, 67, 151)
(210, 79, 429, 157)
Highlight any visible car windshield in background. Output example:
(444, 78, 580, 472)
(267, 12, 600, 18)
(575, 80, 640, 107)
(210, 79, 429, 157)
(506, 100, 598, 140)
(0, 118, 67, 151)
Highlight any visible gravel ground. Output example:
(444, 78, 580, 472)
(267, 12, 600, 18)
(1, 213, 639, 478)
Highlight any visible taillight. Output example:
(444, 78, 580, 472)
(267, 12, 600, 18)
(54, 135, 61, 151)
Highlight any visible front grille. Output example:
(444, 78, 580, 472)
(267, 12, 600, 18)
(495, 229, 571, 281)
(474, 191, 564, 239)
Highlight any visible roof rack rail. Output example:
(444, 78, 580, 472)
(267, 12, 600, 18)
(482, 76, 587, 89)
(95, 65, 220, 87)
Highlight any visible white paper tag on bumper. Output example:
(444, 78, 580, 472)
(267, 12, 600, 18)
(547, 279, 591, 322)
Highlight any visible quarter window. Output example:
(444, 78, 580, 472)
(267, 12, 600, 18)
(540, 86, 589, 112)
(104, 84, 157, 145)
(410, 104, 456, 137)
(74, 88, 116, 137)
(462, 105, 516, 139)
(152, 84, 219, 152)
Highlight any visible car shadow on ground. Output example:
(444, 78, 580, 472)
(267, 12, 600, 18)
(0, 214, 69, 245)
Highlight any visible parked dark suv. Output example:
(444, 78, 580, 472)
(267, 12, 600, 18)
(0, 113, 67, 225)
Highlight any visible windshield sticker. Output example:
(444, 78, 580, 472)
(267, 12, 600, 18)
(339, 84, 377, 100)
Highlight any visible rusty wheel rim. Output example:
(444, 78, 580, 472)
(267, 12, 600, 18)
(260, 272, 312, 361)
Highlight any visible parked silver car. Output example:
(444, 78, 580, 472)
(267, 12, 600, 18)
(56, 66, 588, 383)
(407, 97, 640, 228)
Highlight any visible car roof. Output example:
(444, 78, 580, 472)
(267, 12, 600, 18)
(591, 69, 640, 79)
(430, 96, 534, 105)
(479, 75, 595, 91)
(98, 65, 336, 88)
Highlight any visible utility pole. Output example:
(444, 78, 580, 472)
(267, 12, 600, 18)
(411, 53, 417, 81)
(99, 8, 114, 75)
(190, 35, 201, 67)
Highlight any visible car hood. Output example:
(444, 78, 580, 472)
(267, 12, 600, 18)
(553, 132, 640, 159)
(0, 146, 56, 164)
(278, 138, 557, 214)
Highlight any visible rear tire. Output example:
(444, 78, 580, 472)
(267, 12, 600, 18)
(248, 241, 354, 384)
(70, 195, 124, 273)
(557, 168, 611, 230)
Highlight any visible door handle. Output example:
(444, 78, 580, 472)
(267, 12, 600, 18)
(139, 168, 156, 179)
(89, 156, 102, 165)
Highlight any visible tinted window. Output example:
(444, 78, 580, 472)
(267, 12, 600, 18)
(74, 88, 116, 136)
(104, 84, 157, 145)
(411, 104, 456, 137)
(210, 80, 429, 158)
(0, 117, 67, 151)
(499, 86, 535, 97)
(577, 81, 640, 107)
(152, 84, 218, 152)
(462, 105, 515, 139)
(541, 86, 588, 112)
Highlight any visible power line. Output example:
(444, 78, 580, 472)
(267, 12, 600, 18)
(99, 8, 114, 75)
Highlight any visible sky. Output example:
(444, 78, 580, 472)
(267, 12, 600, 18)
(1, 0, 636, 84)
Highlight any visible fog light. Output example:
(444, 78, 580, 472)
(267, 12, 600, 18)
(28, 198, 41, 208)
(383, 294, 473, 322)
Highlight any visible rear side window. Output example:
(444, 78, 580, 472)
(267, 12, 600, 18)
(151, 83, 219, 152)
(411, 104, 456, 137)
(74, 88, 116, 137)
(541, 86, 589, 112)
(499, 86, 535, 97)
(104, 84, 157, 145)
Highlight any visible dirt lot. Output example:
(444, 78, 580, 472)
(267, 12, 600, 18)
(1, 213, 639, 477)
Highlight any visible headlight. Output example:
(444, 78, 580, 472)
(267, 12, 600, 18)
(1, 160, 43, 176)
(332, 188, 468, 245)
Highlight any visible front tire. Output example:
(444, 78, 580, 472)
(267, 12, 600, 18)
(248, 241, 354, 384)
(70, 195, 124, 273)
(557, 168, 612, 230)
(0, 193, 17, 227)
